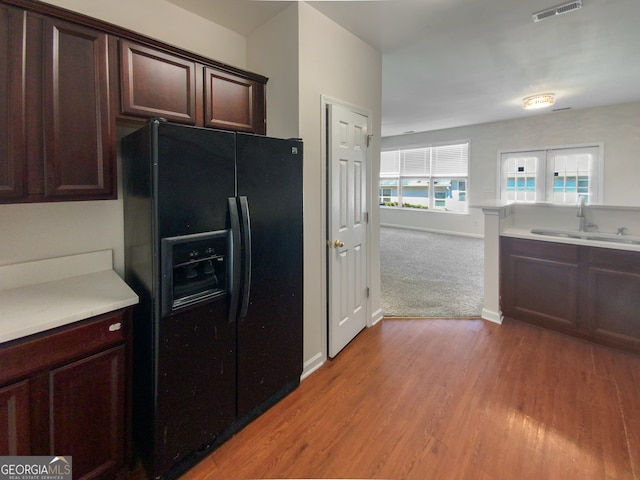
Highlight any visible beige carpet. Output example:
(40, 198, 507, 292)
(380, 226, 484, 317)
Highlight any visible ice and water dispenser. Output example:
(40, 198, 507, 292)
(161, 230, 229, 317)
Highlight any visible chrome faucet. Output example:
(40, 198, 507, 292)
(577, 196, 597, 232)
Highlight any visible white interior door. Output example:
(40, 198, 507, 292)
(327, 103, 368, 358)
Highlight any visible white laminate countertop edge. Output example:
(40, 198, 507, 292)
(0, 251, 139, 344)
(501, 228, 640, 252)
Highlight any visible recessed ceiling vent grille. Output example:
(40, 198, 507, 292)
(533, 0, 582, 22)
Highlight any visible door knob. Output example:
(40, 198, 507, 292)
(334, 240, 345, 248)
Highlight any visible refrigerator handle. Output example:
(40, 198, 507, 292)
(228, 197, 242, 323)
(238, 196, 252, 319)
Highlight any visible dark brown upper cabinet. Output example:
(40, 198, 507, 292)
(0, 7, 115, 204)
(120, 40, 266, 135)
(120, 40, 198, 125)
(42, 17, 114, 199)
(0, 4, 25, 200)
(1, 0, 268, 205)
(204, 67, 265, 134)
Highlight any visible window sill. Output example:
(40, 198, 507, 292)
(380, 205, 470, 215)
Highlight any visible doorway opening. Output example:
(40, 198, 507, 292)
(380, 226, 484, 317)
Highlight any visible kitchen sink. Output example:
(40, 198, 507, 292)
(530, 229, 640, 245)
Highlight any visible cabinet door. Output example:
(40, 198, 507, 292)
(0, 4, 25, 200)
(0, 380, 30, 455)
(120, 40, 197, 124)
(587, 248, 640, 350)
(501, 237, 580, 329)
(50, 345, 125, 480)
(43, 18, 113, 199)
(204, 67, 266, 134)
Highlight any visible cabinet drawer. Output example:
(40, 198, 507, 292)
(0, 309, 127, 385)
(588, 246, 640, 271)
(502, 236, 579, 263)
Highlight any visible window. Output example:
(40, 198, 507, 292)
(500, 145, 602, 204)
(380, 141, 469, 212)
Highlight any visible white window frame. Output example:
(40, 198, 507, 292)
(380, 140, 470, 213)
(497, 143, 604, 205)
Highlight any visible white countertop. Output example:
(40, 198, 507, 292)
(502, 227, 640, 252)
(0, 251, 138, 344)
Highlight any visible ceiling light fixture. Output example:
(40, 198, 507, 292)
(522, 93, 555, 110)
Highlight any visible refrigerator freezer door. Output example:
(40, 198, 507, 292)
(155, 123, 236, 238)
(235, 134, 304, 417)
(124, 122, 239, 478)
(154, 299, 236, 476)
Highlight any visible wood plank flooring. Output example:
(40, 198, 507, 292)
(177, 317, 640, 480)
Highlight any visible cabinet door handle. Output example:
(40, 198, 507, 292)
(109, 322, 122, 332)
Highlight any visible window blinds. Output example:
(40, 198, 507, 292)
(381, 142, 469, 177)
(380, 151, 400, 175)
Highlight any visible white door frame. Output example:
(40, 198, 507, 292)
(320, 95, 374, 359)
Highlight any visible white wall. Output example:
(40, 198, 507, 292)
(246, 3, 383, 376)
(0, 201, 125, 269)
(382, 101, 640, 235)
(247, 5, 299, 139)
(40, 0, 246, 67)
(380, 208, 485, 238)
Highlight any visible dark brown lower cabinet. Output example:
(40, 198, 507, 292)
(501, 237, 579, 331)
(586, 248, 640, 349)
(0, 380, 30, 455)
(0, 309, 131, 480)
(51, 346, 125, 480)
(501, 237, 640, 354)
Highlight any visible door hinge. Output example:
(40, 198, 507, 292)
(366, 134, 374, 147)
(364, 212, 369, 223)
(366, 287, 370, 298)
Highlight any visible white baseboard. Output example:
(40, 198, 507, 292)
(482, 308, 503, 324)
(380, 222, 484, 239)
(370, 307, 384, 326)
(301, 351, 325, 380)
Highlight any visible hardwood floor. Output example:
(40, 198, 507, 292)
(176, 317, 640, 479)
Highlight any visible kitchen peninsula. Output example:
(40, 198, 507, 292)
(482, 202, 640, 355)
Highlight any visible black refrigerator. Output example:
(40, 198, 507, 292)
(121, 120, 303, 479)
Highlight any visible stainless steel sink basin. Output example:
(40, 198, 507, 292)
(584, 235, 640, 245)
(530, 229, 583, 239)
(530, 229, 640, 245)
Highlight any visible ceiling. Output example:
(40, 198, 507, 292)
(166, 0, 640, 137)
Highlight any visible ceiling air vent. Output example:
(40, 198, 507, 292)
(533, 0, 582, 22)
